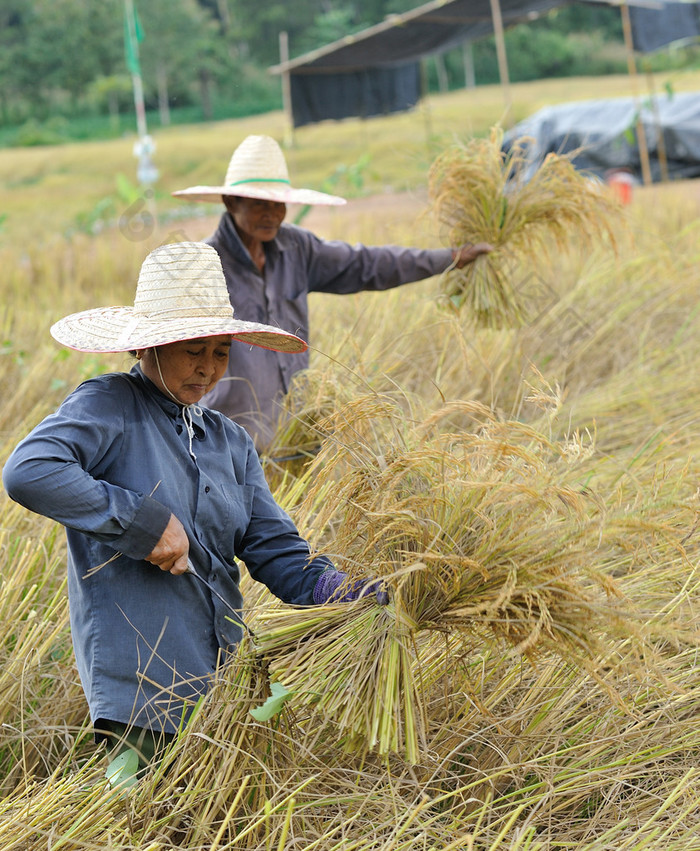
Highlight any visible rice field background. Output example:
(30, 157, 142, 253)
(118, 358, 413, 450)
(1, 74, 699, 848)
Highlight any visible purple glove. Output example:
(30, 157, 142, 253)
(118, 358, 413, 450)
(313, 570, 389, 605)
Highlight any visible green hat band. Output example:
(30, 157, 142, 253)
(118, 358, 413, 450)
(228, 178, 291, 187)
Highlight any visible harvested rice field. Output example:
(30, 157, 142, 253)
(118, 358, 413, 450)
(0, 77, 699, 849)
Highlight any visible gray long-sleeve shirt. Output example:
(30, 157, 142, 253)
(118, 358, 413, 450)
(203, 213, 454, 449)
(2, 366, 331, 734)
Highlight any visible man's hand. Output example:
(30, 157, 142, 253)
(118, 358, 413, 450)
(452, 242, 494, 269)
(145, 513, 189, 575)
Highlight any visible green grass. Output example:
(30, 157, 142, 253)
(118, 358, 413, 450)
(0, 97, 284, 149)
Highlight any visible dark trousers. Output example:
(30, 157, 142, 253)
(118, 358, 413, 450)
(96, 718, 175, 773)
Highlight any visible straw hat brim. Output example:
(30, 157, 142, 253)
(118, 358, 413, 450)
(50, 306, 308, 354)
(172, 183, 346, 206)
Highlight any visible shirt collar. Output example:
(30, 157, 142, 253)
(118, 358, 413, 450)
(131, 364, 207, 438)
(218, 211, 283, 265)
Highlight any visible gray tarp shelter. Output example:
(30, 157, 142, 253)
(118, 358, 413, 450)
(269, 0, 697, 129)
(269, 0, 571, 127)
(501, 91, 700, 182)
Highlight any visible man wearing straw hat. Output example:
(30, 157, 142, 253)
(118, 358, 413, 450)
(173, 134, 492, 452)
(3, 241, 385, 773)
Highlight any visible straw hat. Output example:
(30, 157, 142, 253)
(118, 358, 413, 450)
(172, 134, 346, 206)
(50, 242, 307, 354)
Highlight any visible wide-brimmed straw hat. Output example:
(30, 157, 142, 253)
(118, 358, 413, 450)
(50, 242, 307, 354)
(171, 134, 346, 206)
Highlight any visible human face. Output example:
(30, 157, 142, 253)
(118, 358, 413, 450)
(225, 196, 287, 245)
(139, 336, 232, 406)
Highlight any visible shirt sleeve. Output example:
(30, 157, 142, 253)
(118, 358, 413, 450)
(2, 378, 171, 561)
(296, 227, 454, 295)
(232, 435, 333, 605)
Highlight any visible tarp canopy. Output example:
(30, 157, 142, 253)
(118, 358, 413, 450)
(270, 0, 568, 74)
(269, 0, 700, 128)
(501, 90, 700, 182)
(269, 0, 570, 126)
(630, 1, 700, 53)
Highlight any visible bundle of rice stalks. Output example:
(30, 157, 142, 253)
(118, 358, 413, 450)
(247, 398, 641, 763)
(251, 603, 426, 763)
(307, 399, 622, 656)
(428, 127, 623, 327)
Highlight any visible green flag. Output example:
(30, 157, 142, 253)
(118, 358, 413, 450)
(124, 0, 144, 77)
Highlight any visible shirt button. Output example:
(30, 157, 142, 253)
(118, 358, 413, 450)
(204, 486, 210, 493)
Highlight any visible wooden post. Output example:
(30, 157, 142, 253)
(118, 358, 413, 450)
(463, 41, 475, 89)
(434, 52, 448, 93)
(420, 58, 433, 155)
(620, 2, 653, 186)
(278, 31, 295, 148)
(645, 64, 669, 183)
(488, 0, 513, 127)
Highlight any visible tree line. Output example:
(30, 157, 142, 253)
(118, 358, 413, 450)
(0, 0, 692, 145)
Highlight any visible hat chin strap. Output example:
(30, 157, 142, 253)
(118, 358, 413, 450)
(153, 348, 201, 462)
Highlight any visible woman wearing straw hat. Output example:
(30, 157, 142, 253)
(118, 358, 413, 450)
(173, 134, 492, 452)
(2, 241, 384, 772)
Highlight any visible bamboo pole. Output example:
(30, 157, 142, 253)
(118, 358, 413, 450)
(620, 1, 653, 186)
(644, 63, 670, 183)
(420, 58, 434, 155)
(463, 41, 475, 89)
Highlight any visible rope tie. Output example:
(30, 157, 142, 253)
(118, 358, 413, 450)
(181, 404, 203, 461)
(153, 348, 201, 461)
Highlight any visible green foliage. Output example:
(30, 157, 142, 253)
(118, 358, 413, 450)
(12, 117, 70, 147)
(460, 26, 627, 89)
(0, 0, 683, 142)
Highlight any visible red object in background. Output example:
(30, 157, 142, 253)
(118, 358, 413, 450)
(605, 169, 635, 205)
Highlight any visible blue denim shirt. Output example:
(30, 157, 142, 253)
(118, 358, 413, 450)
(2, 365, 332, 734)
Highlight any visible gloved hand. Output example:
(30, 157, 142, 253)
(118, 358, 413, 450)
(313, 570, 389, 606)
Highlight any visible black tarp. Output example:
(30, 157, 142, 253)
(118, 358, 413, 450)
(270, 0, 569, 127)
(501, 91, 700, 182)
(630, 1, 700, 54)
(289, 64, 421, 127)
(270, 0, 700, 129)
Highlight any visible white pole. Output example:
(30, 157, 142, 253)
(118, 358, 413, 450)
(124, 0, 147, 139)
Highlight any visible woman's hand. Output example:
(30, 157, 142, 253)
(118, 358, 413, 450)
(145, 513, 189, 575)
(452, 242, 494, 268)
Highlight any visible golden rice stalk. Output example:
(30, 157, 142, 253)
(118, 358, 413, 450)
(251, 603, 426, 764)
(305, 406, 624, 662)
(263, 367, 355, 493)
(428, 127, 623, 327)
(246, 399, 643, 763)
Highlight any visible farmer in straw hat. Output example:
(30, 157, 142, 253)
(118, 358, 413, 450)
(173, 134, 492, 451)
(3, 241, 385, 772)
